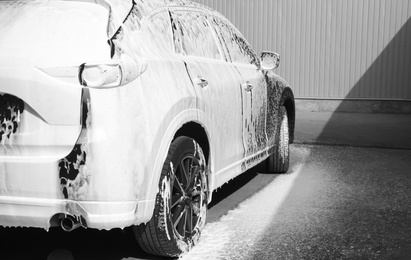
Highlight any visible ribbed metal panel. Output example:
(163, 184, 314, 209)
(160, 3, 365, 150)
(193, 0, 411, 100)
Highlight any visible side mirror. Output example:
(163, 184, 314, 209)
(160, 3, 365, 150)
(260, 51, 280, 71)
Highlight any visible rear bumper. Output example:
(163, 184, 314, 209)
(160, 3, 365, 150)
(1, 67, 159, 231)
(0, 195, 153, 230)
(0, 153, 155, 230)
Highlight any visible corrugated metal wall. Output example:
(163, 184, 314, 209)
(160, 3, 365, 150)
(193, 0, 411, 100)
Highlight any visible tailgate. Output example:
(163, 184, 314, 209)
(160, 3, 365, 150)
(0, 0, 110, 155)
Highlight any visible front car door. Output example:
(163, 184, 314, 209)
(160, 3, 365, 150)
(212, 17, 268, 170)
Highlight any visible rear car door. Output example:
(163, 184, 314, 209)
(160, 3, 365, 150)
(169, 9, 244, 178)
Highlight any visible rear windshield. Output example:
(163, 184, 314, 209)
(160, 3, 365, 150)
(0, 1, 109, 47)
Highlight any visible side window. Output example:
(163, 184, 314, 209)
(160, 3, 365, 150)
(213, 18, 260, 67)
(143, 11, 173, 52)
(170, 11, 221, 60)
(113, 9, 173, 58)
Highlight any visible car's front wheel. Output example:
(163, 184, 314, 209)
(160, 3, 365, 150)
(266, 106, 290, 173)
(133, 136, 208, 257)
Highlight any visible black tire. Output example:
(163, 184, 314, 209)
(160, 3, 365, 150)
(133, 136, 208, 257)
(266, 106, 290, 173)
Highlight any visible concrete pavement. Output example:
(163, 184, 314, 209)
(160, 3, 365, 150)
(294, 111, 411, 149)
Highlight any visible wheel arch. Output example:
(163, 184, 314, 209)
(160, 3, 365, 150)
(173, 122, 210, 164)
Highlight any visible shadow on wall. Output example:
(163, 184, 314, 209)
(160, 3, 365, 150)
(297, 16, 411, 114)
(352, 18, 411, 114)
(342, 16, 411, 113)
(312, 16, 411, 149)
(294, 17, 411, 149)
(347, 17, 411, 100)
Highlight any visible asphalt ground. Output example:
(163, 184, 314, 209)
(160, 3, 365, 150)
(183, 145, 411, 260)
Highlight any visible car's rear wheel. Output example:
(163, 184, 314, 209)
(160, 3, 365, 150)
(133, 136, 208, 257)
(266, 106, 290, 173)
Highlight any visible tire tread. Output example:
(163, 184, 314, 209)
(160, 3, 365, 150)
(267, 106, 290, 173)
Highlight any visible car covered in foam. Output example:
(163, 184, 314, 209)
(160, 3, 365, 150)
(0, 0, 295, 257)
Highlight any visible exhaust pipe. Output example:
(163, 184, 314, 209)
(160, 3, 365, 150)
(60, 215, 82, 232)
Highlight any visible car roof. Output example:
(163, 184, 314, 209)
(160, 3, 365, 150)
(100, 0, 227, 36)
(0, 0, 228, 38)
(133, 0, 222, 19)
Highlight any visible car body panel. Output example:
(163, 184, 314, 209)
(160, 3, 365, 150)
(0, 0, 295, 231)
(182, 56, 246, 188)
(237, 64, 268, 164)
(210, 15, 270, 173)
(168, 8, 246, 187)
(0, 0, 110, 126)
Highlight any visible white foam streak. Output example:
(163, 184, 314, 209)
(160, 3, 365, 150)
(180, 164, 303, 260)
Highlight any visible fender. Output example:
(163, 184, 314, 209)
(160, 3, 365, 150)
(265, 71, 296, 145)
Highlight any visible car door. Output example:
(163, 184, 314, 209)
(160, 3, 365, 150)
(169, 9, 244, 180)
(212, 18, 268, 168)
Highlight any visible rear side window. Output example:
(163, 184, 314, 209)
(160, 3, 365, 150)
(213, 18, 260, 67)
(170, 11, 221, 60)
(144, 11, 173, 52)
(116, 9, 173, 58)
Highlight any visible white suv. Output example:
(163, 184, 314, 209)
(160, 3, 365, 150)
(0, 0, 295, 257)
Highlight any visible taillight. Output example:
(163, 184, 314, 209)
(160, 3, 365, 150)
(38, 54, 147, 88)
(78, 62, 122, 88)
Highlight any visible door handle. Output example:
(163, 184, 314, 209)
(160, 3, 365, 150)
(243, 82, 253, 92)
(194, 77, 208, 88)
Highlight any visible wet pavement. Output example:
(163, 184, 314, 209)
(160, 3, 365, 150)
(182, 145, 411, 260)
(1, 112, 411, 259)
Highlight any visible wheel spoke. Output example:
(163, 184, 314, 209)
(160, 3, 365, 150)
(189, 165, 199, 188)
(188, 158, 195, 184)
(177, 165, 187, 189)
(187, 199, 201, 215)
(175, 207, 187, 236)
(172, 204, 184, 225)
(181, 159, 191, 188)
(173, 176, 185, 195)
(186, 205, 193, 234)
(171, 195, 184, 209)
